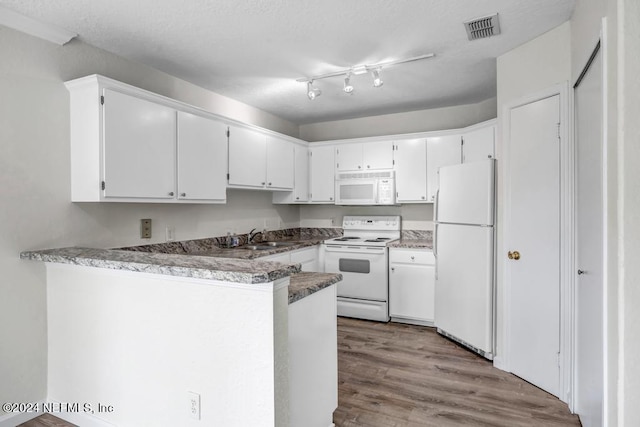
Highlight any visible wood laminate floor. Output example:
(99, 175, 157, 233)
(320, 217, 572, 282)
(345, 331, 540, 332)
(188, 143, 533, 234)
(18, 317, 581, 427)
(334, 317, 581, 427)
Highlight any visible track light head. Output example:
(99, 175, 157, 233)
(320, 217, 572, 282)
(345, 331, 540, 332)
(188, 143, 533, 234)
(372, 69, 383, 87)
(343, 74, 354, 94)
(307, 81, 321, 100)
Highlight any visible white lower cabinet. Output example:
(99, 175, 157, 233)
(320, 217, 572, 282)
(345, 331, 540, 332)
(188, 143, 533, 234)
(261, 246, 320, 272)
(389, 248, 435, 325)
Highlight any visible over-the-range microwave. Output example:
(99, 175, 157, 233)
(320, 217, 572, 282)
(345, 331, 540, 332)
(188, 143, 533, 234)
(334, 170, 396, 205)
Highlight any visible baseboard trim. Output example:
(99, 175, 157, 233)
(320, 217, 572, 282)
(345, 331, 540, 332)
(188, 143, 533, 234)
(493, 355, 507, 371)
(0, 400, 44, 427)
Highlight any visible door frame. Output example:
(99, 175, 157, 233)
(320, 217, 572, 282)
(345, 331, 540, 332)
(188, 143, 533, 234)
(572, 18, 609, 421)
(500, 82, 574, 405)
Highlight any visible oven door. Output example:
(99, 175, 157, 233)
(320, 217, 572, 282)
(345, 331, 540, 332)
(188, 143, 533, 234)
(323, 245, 388, 300)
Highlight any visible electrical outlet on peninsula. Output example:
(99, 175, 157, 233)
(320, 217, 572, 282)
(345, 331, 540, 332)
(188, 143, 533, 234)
(140, 219, 152, 239)
(188, 391, 200, 420)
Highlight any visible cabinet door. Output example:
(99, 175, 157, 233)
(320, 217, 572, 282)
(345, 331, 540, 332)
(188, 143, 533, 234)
(426, 135, 461, 202)
(293, 145, 309, 202)
(463, 125, 495, 163)
(394, 139, 427, 203)
(103, 89, 176, 199)
(309, 145, 335, 202)
(335, 143, 363, 171)
(176, 112, 227, 201)
(266, 136, 294, 189)
(228, 126, 267, 187)
(363, 140, 394, 170)
(389, 262, 435, 322)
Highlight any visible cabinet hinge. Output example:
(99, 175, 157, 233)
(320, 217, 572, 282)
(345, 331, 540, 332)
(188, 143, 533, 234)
(226, 128, 230, 138)
(101, 181, 105, 190)
(461, 136, 464, 145)
(336, 163, 339, 168)
(100, 95, 104, 105)
(557, 122, 561, 140)
(392, 159, 395, 165)
(227, 173, 230, 180)
(557, 352, 561, 367)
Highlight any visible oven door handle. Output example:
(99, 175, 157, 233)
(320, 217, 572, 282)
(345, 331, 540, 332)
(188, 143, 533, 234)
(323, 245, 387, 255)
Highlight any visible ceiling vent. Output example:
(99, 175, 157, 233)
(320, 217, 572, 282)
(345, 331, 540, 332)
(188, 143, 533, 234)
(464, 13, 501, 41)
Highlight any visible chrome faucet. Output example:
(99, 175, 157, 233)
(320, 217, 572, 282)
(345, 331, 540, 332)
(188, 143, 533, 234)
(248, 228, 262, 244)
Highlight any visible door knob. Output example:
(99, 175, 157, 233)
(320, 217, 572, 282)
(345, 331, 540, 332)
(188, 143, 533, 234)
(508, 251, 521, 260)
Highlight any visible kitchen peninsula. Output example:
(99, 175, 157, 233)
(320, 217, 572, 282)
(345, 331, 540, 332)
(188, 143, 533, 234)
(21, 239, 340, 427)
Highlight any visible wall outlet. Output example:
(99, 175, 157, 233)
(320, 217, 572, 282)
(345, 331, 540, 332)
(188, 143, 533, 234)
(140, 219, 152, 239)
(188, 391, 200, 420)
(165, 226, 175, 241)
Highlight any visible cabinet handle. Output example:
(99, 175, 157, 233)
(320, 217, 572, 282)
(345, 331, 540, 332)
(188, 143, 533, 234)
(330, 197, 333, 201)
(367, 165, 370, 169)
(268, 182, 272, 186)
(295, 196, 300, 200)
(180, 193, 186, 197)
(168, 192, 174, 196)
(391, 267, 395, 272)
(421, 196, 426, 200)
(411, 256, 415, 261)
(262, 182, 266, 185)
(358, 165, 361, 169)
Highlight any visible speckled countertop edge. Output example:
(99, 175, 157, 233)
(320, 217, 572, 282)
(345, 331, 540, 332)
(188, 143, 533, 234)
(20, 247, 301, 284)
(288, 272, 342, 304)
(388, 239, 433, 249)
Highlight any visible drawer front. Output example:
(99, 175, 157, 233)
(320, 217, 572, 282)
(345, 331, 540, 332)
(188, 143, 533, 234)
(389, 248, 434, 265)
(291, 246, 318, 264)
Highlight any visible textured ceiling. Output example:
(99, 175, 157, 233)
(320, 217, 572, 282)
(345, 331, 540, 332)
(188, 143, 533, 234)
(1, 0, 575, 125)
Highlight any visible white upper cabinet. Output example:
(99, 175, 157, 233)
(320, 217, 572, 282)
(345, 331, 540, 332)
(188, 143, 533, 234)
(462, 125, 495, 163)
(228, 128, 294, 190)
(66, 75, 227, 203)
(228, 126, 267, 188)
(309, 145, 335, 203)
(103, 89, 176, 199)
(426, 134, 462, 202)
(394, 139, 428, 203)
(335, 143, 362, 171)
(273, 144, 309, 204)
(363, 140, 394, 170)
(266, 135, 294, 189)
(177, 111, 227, 201)
(336, 141, 393, 172)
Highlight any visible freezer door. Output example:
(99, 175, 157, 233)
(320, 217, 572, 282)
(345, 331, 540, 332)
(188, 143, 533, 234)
(434, 223, 493, 355)
(436, 159, 495, 226)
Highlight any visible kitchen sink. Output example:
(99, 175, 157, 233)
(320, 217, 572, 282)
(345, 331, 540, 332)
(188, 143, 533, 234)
(261, 241, 297, 247)
(240, 245, 273, 250)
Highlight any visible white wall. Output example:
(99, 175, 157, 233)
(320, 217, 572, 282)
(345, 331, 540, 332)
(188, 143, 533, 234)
(495, 22, 572, 366)
(0, 25, 299, 413)
(299, 97, 496, 142)
(300, 204, 433, 231)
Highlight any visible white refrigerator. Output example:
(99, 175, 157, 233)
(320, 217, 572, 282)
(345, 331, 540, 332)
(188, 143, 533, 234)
(433, 159, 495, 360)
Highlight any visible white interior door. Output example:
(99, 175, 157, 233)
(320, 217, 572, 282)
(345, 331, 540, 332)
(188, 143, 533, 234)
(507, 94, 561, 397)
(574, 44, 604, 427)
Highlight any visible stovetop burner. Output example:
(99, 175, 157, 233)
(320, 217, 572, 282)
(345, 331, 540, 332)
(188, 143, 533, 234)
(333, 236, 361, 241)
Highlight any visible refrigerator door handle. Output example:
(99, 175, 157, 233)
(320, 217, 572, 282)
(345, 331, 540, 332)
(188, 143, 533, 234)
(433, 188, 440, 222)
(433, 223, 438, 280)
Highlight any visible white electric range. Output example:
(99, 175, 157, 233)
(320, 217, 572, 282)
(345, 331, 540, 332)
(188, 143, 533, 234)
(323, 215, 401, 322)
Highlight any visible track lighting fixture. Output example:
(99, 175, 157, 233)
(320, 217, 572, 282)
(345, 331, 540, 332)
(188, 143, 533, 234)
(297, 53, 434, 100)
(343, 74, 354, 94)
(307, 80, 321, 100)
(371, 69, 383, 87)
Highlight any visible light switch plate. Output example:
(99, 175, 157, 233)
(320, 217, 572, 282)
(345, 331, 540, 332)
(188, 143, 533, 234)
(140, 219, 152, 239)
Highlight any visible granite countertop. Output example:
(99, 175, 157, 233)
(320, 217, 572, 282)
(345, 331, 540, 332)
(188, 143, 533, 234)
(288, 272, 342, 304)
(187, 238, 324, 260)
(388, 239, 433, 249)
(20, 247, 300, 284)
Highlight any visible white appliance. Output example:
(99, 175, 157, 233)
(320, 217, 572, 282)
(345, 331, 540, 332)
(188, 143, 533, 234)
(334, 171, 396, 205)
(323, 215, 401, 321)
(433, 159, 495, 360)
